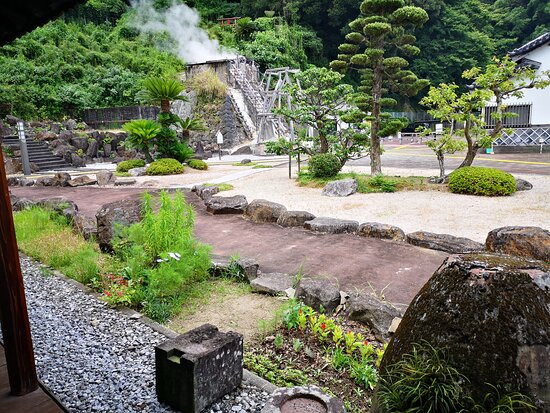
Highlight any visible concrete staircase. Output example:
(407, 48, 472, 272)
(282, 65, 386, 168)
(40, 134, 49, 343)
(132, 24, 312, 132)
(2, 135, 70, 171)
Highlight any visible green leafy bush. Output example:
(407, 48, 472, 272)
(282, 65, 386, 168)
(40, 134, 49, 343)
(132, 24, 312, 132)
(368, 174, 397, 193)
(308, 153, 342, 178)
(146, 158, 184, 176)
(165, 141, 194, 163)
(116, 159, 145, 173)
(187, 159, 208, 170)
(449, 166, 516, 196)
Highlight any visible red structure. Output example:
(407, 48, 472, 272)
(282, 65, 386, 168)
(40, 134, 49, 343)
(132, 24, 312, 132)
(217, 17, 241, 26)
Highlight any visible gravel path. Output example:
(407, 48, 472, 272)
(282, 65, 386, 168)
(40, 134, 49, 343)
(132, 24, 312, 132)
(223, 165, 550, 242)
(19, 256, 270, 413)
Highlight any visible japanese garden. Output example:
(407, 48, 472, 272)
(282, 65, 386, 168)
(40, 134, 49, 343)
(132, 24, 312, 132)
(0, 1, 549, 413)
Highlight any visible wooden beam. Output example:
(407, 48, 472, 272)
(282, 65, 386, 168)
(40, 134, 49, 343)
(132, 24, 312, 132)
(0, 150, 38, 395)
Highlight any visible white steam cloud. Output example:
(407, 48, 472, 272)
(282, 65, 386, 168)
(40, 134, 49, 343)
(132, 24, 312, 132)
(130, 0, 235, 64)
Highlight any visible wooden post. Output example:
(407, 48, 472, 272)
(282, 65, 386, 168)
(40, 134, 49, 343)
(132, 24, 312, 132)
(0, 150, 39, 395)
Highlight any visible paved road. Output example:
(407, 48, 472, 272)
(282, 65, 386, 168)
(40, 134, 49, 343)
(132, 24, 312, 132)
(349, 143, 550, 175)
(11, 187, 448, 306)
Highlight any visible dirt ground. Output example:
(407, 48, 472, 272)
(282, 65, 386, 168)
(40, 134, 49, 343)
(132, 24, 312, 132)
(167, 282, 283, 342)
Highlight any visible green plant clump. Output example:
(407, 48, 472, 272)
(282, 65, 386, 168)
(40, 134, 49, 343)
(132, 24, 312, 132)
(308, 153, 342, 178)
(187, 159, 208, 170)
(449, 166, 516, 196)
(116, 159, 146, 173)
(146, 158, 184, 176)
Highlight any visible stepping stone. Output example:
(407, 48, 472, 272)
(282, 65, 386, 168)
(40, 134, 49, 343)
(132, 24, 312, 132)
(114, 178, 136, 186)
(406, 231, 484, 253)
(304, 217, 359, 234)
(250, 272, 294, 295)
(277, 210, 316, 227)
(205, 195, 248, 214)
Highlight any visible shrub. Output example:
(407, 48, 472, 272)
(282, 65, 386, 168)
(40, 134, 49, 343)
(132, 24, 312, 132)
(188, 69, 227, 100)
(449, 166, 516, 196)
(165, 141, 194, 163)
(308, 153, 342, 178)
(117, 159, 146, 173)
(368, 174, 397, 193)
(187, 159, 208, 170)
(376, 342, 467, 413)
(146, 158, 184, 176)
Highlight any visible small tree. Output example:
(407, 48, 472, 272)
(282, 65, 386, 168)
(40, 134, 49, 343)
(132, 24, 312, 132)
(419, 84, 466, 179)
(140, 77, 187, 116)
(458, 56, 550, 167)
(421, 57, 550, 169)
(122, 119, 161, 163)
(331, 0, 429, 175)
(270, 66, 369, 169)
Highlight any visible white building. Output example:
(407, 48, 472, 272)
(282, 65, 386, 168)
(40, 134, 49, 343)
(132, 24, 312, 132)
(488, 32, 550, 148)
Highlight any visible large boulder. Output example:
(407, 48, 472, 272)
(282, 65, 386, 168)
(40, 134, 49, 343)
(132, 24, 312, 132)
(516, 178, 533, 191)
(86, 139, 98, 158)
(68, 175, 97, 187)
(12, 197, 36, 211)
(347, 293, 403, 341)
(35, 176, 57, 187)
(304, 217, 359, 234)
(70, 136, 89, 151)
(194, 185, 219, 200)
(251, 272, 294, 295)
(96, 198, 143, 251)
(205, 195, 248, 215)
(127, 167, 147, 177)
(96, 171, 116, 187)
(277, 210, 316, 227)
(486, 226, 550, 262)
(322, 178, 358, 197)
(37, 197, 78, 221)
(53, 172, 71, 187)
(381, 254, 550, 409)
(358, 222, 405, 242)
(296, 278, 341, 313)
(244, 199, 287, 223)
(72, 213, 98, 241)
(71, 154, 86, 167)
(406, 231, 484, 253)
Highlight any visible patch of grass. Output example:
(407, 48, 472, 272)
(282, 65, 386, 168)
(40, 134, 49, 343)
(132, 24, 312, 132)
(298, 171, 443, 193)
(252, 164, 273, 169)
(14, 207, 107, 284)
(115, 171, 131, 177)
(232, 161, 257, 166)
(204, 182, 234, 191)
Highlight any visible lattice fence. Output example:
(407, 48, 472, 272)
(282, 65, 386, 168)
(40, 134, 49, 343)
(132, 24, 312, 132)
(494, 126, 550, 146)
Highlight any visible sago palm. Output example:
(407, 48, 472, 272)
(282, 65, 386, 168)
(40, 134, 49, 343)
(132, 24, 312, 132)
(177, 116, 206, 138)
(122, 119, 161, 163)
(140, 77, 188, 114)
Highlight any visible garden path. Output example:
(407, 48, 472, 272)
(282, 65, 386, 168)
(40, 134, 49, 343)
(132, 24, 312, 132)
(10, 187, 447, 306)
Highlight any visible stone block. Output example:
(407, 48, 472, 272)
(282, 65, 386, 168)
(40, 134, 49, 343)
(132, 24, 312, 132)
(358, 222, 405, 241)
(406, 231, 484, 253)
(205, 195, 248, 214)
(155, 324, 243, 413)
(251, 273, 294, 295)
(244, 199, 287, 223)
(304, 217, 359, 234)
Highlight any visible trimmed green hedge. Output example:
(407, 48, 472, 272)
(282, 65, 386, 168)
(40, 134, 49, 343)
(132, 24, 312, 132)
(449, 166, 516, 196)
(116, 159, 145, 173)
(308, 153, 342, 178)
(187, 159, 208, 170)
(146, 158, 184, 176)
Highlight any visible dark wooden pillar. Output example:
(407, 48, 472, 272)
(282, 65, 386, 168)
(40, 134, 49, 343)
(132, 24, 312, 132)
(0, 150, 38, 395)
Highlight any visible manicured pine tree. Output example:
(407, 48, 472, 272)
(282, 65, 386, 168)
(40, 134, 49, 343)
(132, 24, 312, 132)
(331, 0, 429, 174)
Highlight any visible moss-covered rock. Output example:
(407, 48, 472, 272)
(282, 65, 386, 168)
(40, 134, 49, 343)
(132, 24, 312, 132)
(381, 254, 550, 410)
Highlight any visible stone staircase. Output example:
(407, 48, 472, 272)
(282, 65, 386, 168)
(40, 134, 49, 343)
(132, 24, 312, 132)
(2, 135, 70, 171)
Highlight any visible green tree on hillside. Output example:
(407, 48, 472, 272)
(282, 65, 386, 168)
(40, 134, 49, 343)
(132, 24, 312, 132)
(331, 0, 429, 174)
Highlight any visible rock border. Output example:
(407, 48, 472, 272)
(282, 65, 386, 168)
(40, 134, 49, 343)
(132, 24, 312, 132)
(193, 190, 545, 258)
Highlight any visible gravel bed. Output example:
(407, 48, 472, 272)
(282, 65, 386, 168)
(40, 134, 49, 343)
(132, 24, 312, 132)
(18, 256, 271, 413)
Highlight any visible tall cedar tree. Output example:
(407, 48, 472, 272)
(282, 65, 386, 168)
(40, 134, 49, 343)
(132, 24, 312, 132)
(330, 0, 429, 174)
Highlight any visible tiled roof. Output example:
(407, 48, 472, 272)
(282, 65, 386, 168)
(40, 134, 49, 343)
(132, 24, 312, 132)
(509, 32, 550, 57)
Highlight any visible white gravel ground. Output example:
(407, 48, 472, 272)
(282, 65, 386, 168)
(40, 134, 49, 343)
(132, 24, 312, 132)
(19, 256, 270, 413)
(221, 165, 550, 243)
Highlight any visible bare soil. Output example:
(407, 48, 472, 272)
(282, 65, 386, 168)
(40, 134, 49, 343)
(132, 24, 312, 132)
(167, 282, 283, 342)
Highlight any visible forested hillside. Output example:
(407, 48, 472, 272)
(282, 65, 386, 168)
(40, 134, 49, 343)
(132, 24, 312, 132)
(0, 0, 548, 120)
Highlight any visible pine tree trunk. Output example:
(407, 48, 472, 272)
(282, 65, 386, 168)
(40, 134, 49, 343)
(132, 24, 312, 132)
(458, 120, 479, 168)
(319, 134, 329, 153)
(437, 151, 445, 178)
(370, 66, 383, 175)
